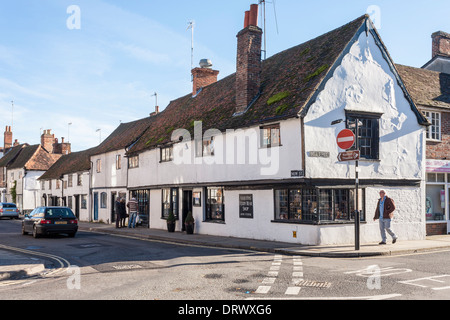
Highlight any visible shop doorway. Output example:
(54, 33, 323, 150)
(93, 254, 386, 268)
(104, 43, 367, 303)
(93, 192, 99, 221)
(182, 190, 193, 232)
(74, 195, 80, 219)
(111, 192, 117, 224)
(448, 188, 450, 234)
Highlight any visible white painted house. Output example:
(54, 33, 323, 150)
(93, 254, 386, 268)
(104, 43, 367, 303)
(39, 148, 95, 221)
(89, 117, 153, 224)
(122, 11, 429, 245)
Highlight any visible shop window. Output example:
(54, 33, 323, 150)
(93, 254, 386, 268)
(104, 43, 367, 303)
(274, 188, 365, 223)
(426, 185, 445, 221)
(135, 190, 150, 227)
(206, 187, 224, 222)
(162, 188, 179, 219)
(427, 173, 445, 183)
(260, 124, 281, 148)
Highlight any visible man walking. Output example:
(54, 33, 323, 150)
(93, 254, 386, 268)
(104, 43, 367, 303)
(373, 190, 398, 245)
(127, 194, 138, 229)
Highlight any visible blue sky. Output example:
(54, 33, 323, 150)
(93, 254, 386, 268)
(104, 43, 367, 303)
(0, 0, 449, 152)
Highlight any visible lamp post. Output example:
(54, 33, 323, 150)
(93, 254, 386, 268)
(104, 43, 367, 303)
(332, 118, 360, 251)
(96, 129, 101, 144)
(68, 122, 72, 142)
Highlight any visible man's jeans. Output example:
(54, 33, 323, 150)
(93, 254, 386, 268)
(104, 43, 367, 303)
(379, 218, 397, 242)
(128, 212, 137, 228)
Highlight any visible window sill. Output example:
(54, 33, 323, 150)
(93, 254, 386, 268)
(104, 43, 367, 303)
(271, 219, 367, 226)
(203, 219, 225, 224)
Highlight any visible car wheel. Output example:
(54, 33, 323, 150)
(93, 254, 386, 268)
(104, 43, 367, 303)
(21, 224, 28, 235)
(33, 226, 40, 238)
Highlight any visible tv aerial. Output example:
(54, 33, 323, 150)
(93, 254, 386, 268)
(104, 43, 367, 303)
(259, 0, 279, 60)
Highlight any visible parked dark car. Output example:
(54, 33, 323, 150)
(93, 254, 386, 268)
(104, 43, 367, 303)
(0, 202, 20, 219)
(22, 206, 78, 238)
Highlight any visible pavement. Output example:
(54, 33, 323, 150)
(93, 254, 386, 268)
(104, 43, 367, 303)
(77, 221, 450, 258)
(0, 249, 46, 282)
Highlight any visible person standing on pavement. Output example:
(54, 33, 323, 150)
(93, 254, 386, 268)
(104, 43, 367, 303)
(373, 190, 398, 245)
(115, 198, 122, 228)
(127, 194, 138, 228)
(120, 198, 127, 228)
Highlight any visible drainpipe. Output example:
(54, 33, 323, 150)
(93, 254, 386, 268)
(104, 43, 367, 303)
(89, 160, 93, 222)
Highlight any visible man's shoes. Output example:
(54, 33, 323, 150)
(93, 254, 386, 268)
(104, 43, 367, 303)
(379, 241, 386, 245)
(393, 238, 397, 244)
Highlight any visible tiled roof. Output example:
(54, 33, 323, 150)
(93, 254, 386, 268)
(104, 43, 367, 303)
(7, 144, 60, 171)
(396, 64, 450, 109)
(39, 147, 97, 180)
(127, 15, 369, 155)
(91, 117, 154, 156)
(0, 144, 28, 168)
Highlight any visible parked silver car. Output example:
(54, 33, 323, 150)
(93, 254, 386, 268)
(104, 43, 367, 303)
(0, 202, 20, 219)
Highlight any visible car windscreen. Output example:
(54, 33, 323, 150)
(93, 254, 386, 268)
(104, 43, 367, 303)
(1, 204, 17, 208)
(45, 208, 76, 219)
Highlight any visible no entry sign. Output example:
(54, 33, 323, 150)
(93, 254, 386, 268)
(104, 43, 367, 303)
(336, 129, 355, 150)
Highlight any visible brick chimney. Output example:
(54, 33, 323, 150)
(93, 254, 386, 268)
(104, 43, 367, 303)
(191, 59, 219, 96)
(432, 31, 450, 58)
(53, 137, 71, 155)
(41, 129, 55, 153)
(4, 126, 12, 151)
(150, 106, 160, 117)
(235, 4, 262, 115)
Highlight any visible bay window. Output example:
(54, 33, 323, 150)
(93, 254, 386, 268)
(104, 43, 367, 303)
(274, 188, 365, 223)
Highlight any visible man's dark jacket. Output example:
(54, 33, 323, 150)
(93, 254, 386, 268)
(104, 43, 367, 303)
(374, 196, 396, 220)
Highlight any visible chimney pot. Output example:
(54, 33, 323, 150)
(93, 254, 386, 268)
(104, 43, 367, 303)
(249, 4, 259, 26)
(4, 125, 12, 151)
(244, 11, 250, 28)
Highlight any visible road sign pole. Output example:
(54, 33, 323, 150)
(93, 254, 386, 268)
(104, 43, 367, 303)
(355, 119, 360, 251)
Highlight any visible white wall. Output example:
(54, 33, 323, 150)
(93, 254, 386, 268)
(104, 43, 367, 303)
(303, 31, 426, 242)
(304, 31, 424, 181)
(128, 118, 303, 189)
(91, 150, 128, 189)
(23, 171, 45, 211)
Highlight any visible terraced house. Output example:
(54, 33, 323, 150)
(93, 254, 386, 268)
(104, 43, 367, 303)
(38, 148, 96, 220)
(0, 128, 68, 213)
(122, 8, 428, 246)
(34, 5, 449, 244)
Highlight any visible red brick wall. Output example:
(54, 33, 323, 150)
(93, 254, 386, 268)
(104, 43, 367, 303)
(426, 222, 448, 236)
(235, 26, 262, 114)
(426, 111, 450, 160)
(432, 31, 450, 58)
(191, 68, 219, 96)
